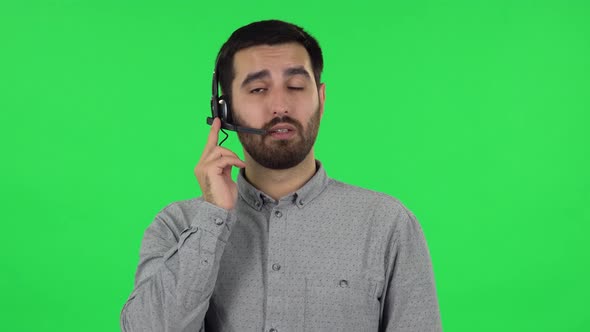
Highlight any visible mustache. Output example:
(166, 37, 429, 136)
(263, 116, 303, 132)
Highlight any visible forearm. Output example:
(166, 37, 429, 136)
(121, 201, 235, 332)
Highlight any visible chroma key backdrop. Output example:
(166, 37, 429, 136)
(1, 1, 588, 331)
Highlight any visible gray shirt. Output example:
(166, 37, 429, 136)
(121, 161, 442, 331)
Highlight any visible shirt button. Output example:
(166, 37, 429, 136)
(269, 329, 278, 332)
(214, 218, 223, 225)
(339, 279, 349, 288)
(255, 201, 261, 208)
(274, 210, 282, 218)
(272, 263, 281, 271)
(298, 200, 304, 206)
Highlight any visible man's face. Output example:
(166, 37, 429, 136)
(231, 42, 326, 170)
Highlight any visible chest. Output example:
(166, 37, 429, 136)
(207, 202, 390, 331)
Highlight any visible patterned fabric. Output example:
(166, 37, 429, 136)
(121, 161, 442, 332)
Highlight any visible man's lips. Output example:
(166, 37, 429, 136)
(268, 124, 296, 133)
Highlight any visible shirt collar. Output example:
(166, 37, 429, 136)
(237, 160, 330, 211)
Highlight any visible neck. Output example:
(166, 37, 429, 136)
(243, 150, 317, 201)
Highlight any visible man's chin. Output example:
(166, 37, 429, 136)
(245, 145, 310, 170)
(257, 158, 305, 170)
(265, 138, 298, 147)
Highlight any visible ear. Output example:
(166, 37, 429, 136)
(318, 83, 326, 119)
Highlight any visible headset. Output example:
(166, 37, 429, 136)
(207, 56, 266, 145)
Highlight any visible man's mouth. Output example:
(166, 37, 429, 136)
(270, 128, 291, 133)
(267, 125, 297, 139)
(268, 123, 297, 133)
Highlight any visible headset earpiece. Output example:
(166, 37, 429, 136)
(210, 95, 219, 118)
(207, 56, 265, 135)
(218, 95, 233, 124)
(210, 57, 234, 127)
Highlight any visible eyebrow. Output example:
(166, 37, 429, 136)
(284, 66, 311, 80)
(240, 66, 312, 88)
(241, 69, 270, 88)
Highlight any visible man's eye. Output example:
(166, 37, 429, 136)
(288, 86, 304, 90)
(250, 88, 266, 94)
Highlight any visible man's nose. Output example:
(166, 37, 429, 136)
(269, 88, 289, 116)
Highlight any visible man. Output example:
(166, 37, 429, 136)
(121, 20, 442, 331)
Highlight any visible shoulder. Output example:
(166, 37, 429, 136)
(325, 178, 420, 231)
(327, 179, 414, 215)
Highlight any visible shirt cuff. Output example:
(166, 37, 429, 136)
(189, 200, 237, 243)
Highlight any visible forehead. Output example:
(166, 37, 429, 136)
(233, 43, 313, 79)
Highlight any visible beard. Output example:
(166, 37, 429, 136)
(234, 107, 321, 170)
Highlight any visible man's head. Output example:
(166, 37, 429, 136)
(216, 20, 323, 100)
(216, 20, 326, 170)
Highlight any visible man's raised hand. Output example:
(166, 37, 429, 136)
(194, 117, 246, 210)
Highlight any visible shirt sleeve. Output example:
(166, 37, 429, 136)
(120, 199, 237, 332)
(380, 202, 442, 332)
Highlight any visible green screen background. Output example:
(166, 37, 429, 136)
(1, 0, 588, 331)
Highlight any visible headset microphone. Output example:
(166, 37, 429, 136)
(206, 118, 268, 135)
(206, 110, 267, 135)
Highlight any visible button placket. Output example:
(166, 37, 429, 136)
(266, 204, 286, 329)
(270, 209, 284, 273)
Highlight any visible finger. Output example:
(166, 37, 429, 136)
(208, 156, 247, 174)
(204, 146, 244, 163)
(204, 117, 222, 152)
